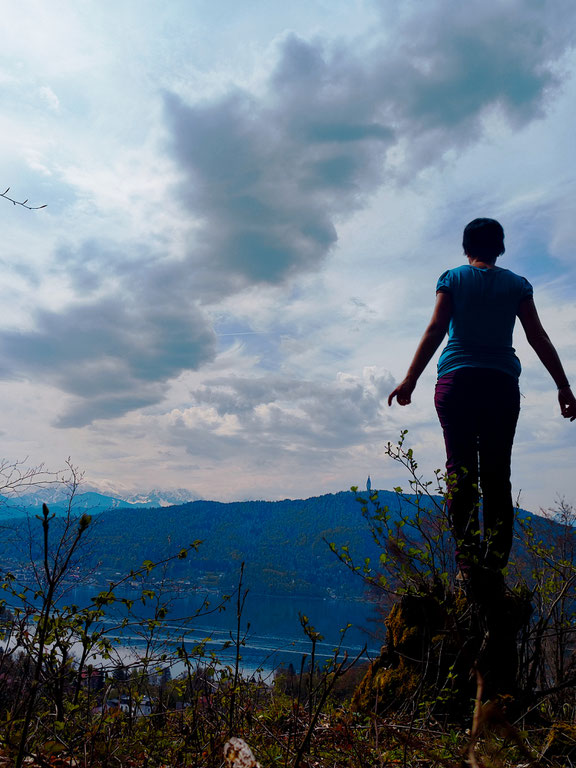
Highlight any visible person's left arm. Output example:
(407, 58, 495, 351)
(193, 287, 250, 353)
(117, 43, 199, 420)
(388, 291, 452, 406)
(517, 297, 576, 421)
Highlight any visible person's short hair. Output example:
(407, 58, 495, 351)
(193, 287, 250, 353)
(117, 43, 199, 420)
(462, 218, 505, 262)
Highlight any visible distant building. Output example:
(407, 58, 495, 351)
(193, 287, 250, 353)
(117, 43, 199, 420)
(366, 475, 372, 494)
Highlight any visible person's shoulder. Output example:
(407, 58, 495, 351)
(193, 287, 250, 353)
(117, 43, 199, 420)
(494, 266, 533, 295)
(493, 266, 528, 280)
(436, 265, 472, 295)
(437, 265, 458, 291)
(438, 264, 469, 280)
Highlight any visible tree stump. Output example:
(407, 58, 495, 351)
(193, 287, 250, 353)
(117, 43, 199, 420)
(353, 580, 533, 719)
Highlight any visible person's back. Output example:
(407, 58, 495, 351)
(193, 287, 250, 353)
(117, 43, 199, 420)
(437, 264, 532, 380)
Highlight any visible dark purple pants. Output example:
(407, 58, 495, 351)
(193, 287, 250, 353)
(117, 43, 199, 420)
(434, 368, 520, 570)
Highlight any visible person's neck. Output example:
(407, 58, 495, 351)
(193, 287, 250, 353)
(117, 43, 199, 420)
(467, 256, 496, 269)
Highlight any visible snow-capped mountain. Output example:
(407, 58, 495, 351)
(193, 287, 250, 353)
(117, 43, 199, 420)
(0, 486, 202, 519)
(121, 488, 201, 507)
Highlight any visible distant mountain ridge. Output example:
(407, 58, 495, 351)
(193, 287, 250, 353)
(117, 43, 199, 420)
(0, 488, 565, 599)
(0, 487, 202, 519)
(0, 488, 566, 598)
(0, 489, 400, 597)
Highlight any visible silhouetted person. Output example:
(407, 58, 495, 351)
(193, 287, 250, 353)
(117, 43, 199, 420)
(388, 218, 576, 580)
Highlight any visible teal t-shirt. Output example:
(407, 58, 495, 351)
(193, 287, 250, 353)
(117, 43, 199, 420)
(436, 265, 533, 380)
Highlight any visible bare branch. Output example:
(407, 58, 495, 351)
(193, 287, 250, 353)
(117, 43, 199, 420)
(1, 187, 47, 210)
(0, 457, 66, 504)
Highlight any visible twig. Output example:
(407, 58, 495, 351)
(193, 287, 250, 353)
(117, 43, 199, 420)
(1, 187, 46, 210)
(229, 562, 249, 735)
(467, 668, 484, 768)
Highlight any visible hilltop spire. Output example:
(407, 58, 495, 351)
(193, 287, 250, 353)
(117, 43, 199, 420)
(366, 475, 372, 494)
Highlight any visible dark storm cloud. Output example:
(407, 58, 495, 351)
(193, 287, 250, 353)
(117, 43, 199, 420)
(164, 86, 380, 291)
(56, 392, 163, 429)
(164, 44, 393, 289)
(53, 240, 158, 296)
(374, 0, 575, 163)
(165, 0, 575, 287)
(0, 291, 217, 427)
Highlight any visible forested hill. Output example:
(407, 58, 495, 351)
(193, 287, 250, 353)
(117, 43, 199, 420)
(0, 490, 565, 599)
(89, 490, 404, 598)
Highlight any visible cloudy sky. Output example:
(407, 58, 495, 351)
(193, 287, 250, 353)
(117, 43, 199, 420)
(0, 0, 575, 511)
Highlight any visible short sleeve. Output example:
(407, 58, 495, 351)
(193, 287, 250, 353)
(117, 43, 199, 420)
(519, 276, 533, 301)
(436, 269, 452, 294)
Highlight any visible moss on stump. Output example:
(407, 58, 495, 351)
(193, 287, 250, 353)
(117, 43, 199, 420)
(353, 582, 533, 719)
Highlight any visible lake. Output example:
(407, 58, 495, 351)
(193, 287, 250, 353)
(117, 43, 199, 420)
(66, 585, 384, 679)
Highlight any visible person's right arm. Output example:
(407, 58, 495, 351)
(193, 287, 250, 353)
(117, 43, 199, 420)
(388, 291, 452, 406)
(517, 297, 576, 421)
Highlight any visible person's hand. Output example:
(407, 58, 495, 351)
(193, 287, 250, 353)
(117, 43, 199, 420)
(388, 377, 416, 406)
(559, 387, 576, 421)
